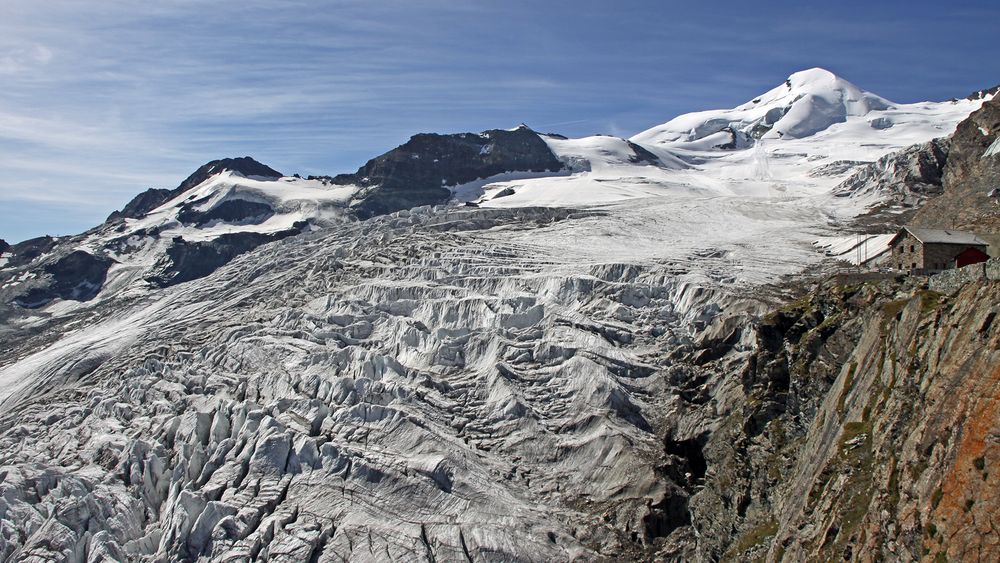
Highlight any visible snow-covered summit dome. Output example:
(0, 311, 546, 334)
(632, 67, 895, 145)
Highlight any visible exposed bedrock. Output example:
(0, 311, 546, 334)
(336, 126, 566, 218)
(13, 250, 115, 309)
(914, 96, 1000, 232)
(694, 274, 1000, 562)
(146, 228, 305, 288)
(834, 139, 949, 206)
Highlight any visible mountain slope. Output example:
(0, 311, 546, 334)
(107, 157, 285, 222)
(697, 273, 1000, 562)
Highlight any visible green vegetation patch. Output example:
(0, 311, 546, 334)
(882, 299, 909, 323)
(836, 362, 859, 415)
(916, 290, 944, 313)
(722, 518, 779, 562)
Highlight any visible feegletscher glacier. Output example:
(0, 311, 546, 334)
(1, 67, 998, 561)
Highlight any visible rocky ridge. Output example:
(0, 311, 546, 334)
(834, 139, 949, 226)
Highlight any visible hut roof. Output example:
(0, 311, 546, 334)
(891, 226, 988, 247)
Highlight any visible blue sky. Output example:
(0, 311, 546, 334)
(1, 0, 998, 243)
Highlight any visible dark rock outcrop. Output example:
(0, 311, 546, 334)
(5, 236, 58, 268)
(14, 250, 115, 308)
(676, 271, 1000, 562)
(913, 96, 1000, 231)
(0, 239, 9, 255)
(176, 199, 275, 227)
(713, 127, 754, 150)
(106, 188, 174, 222)
(334, 125, 564, 218)
(687, 276, 889, 560)
(626, 140, 664, 164)
(964, 85, 1000, 101)
(146, 227, 303, 287)
(175, 157, 283, 194)
(834, 138, 949, 224)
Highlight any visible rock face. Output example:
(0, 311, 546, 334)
(13, 250, 115, 308)
(106, 188, 175, 222)
(965, 84, 1000, 101)
(913, 97, 1000, 231)
(692, 274, 1000, 561)
(3, 236, 58, 269)
(146, 228, 304, 288)
(335, 125, 565, 217)
(171, 157, 283, 197)
(835, 139, 949, 224)
(176, 199, 276, 227)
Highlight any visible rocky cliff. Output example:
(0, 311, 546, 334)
(689, 273, 1000, 561)
(835, 139, 949, 227)
(913, 96, 1000, 231)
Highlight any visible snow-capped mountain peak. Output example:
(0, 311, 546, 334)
(735, 67, 892, 117)
(632, 67, 895, 145)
